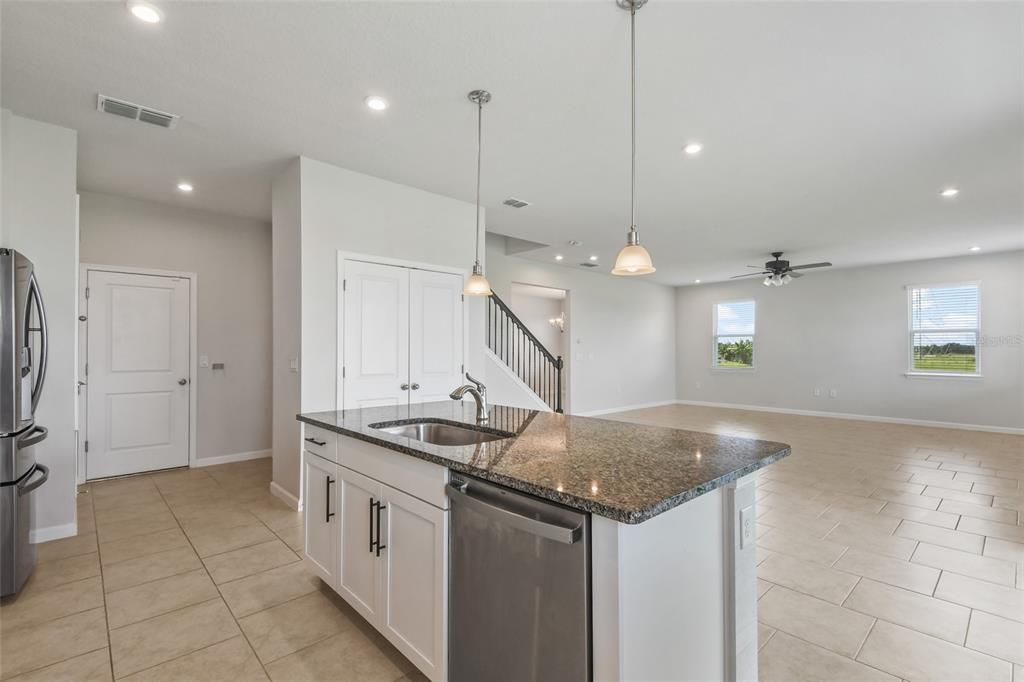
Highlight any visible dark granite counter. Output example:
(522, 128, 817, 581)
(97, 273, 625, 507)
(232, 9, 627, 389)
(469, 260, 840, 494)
(298, 402, 789, 524)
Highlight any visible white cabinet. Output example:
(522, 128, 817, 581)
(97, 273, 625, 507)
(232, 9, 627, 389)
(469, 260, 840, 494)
(341, 259, 464, 410)
(380, 485, 447, 681)
(337, 466, 383, 625)
(303, 452, 338, 585)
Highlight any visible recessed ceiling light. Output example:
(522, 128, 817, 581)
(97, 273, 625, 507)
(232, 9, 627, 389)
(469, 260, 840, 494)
(555, 254, 564, 261)
(940, 187, 959, 198)
(364, 96, 389, 111)
(127, 1, 163, 23)
(968, 246, 981, 252)
(589, 255, 598, 261)
(683, 142, 703, 155)
(177, 182, 193, 193)
(694, 279, 701, 284)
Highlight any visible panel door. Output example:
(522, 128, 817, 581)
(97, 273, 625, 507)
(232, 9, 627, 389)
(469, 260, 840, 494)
(342, 261, 410, 409)
(86, 270, 190, 479)
(380, 484, 447, 682)
(337, 465, 384, 625)
(409, 269, 463, 404)
(303, 452, 339, 586)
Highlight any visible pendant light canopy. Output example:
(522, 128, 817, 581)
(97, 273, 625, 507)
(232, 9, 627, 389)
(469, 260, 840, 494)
(611, 0, 656, 277)
(464, 89, 493, 296)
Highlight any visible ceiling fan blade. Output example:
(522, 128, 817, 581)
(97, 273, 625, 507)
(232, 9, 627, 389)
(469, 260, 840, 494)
(730, 272, 769, 279)
(789, 271, 804, 278)
(745, 265, 765, 269)
(789, 262, 832, 270)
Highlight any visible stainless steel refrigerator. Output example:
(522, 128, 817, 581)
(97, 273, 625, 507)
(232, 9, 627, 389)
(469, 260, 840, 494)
(0, 249, 49, 597)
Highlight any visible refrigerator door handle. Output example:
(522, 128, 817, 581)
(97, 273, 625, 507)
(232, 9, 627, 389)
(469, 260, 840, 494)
(446, 481, 583, 544)
(26, 272, 48, 412)
(17, 425, 48, 448)
(18, 463, 49, 496)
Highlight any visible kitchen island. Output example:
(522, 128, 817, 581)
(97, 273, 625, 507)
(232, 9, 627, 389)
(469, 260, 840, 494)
(298, 401, 789, 682)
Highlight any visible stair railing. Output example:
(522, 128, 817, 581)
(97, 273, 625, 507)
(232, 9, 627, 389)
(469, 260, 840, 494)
(486, 292, 563, 413)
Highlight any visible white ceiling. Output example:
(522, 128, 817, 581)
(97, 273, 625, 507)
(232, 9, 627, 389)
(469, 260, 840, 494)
(3, 1, 1022, 286)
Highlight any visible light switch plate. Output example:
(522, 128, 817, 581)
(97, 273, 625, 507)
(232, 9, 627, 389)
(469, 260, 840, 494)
(740, 505, 754, 549)
(289, 357, 299, 373)
(199, 355, 210, 368)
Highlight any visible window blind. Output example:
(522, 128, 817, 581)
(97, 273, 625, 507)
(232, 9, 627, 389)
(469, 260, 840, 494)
(909, 284, 979, 374)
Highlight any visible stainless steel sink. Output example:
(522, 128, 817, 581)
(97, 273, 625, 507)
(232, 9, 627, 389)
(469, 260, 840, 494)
(371, 421, 511, 447)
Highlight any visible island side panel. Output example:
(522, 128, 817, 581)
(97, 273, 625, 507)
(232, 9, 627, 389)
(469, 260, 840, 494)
(592, 487, 727, 682)
(725, 472, 759, 682)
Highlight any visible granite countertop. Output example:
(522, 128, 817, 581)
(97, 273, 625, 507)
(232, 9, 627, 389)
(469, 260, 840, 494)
(298, 402, 790, 524)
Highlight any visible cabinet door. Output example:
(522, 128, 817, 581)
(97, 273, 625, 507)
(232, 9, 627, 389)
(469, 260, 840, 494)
(303, 453, 338, 586)
(337, 466, 384, 625)
(380, 485, 448, 682)
(409, 269, 464, 404)
(342, 261, 410, 409)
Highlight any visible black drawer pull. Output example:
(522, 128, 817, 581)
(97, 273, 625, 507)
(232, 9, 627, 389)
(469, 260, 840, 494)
(305, 437, 327, 447)
(325, 477, 335, 523)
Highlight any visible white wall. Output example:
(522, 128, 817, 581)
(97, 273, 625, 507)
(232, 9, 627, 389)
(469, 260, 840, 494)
(271, 156, 481, 501)
(676, 251, 1024, 430)
(487, 236, 677, 415)
(78, 191, 272, 461)
(509, 288, 566, 361)
(1, 111, 79, 540)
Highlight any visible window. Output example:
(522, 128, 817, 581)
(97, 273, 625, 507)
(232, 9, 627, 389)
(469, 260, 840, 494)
(714, 300, 755, 368)
(908, 283, 980, 375)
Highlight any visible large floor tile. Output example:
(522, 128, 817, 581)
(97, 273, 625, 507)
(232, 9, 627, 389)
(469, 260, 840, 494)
(757, 552, 859, 604)
(109, 599, 240, 678)
(176, 507, 261, 533)
(5, 648, 111, 682)
(105, 569, 219, 628)
(878, 502, 960, 529)
(218, 561, 322, 618)
(935, 571, 1024, 623)
(186, 522, 276, 558)
(101, 546, 202, 593)
(858, 620, 1012, 682)
(958, 516, 1024, 544)
(757, 508, 838, 538)
(912, 542, 1017, 586)
(895, 519, 985, 554)
(984, 537, 1024, 563)
(843, 578, 970, 644)
(757, 527, 848, 565)
(757, 585, 874, 658)
(939, 499, 1018, 524)
(20, 552, 100, 592)
(0, 607, 108, 679)
(0, 576, 105, 630)
(966, 611, 1024, 666)
(825, 521, 917, 560)
(202, 539, 299, 585)
(95, 512, 178, 545)
(758, 630, 898, 682)
(834, 547, 940, 594)
(120, 636, 267, 682)
(263, 626, 407, 682)
(238, 591, 350, 664)
(99, 528, 190, 566)
(36, 532, 98, 563)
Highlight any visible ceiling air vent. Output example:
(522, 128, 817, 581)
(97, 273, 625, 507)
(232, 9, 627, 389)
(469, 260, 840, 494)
(578, 262, 599, 268)
(97, 94, 179, 129)
(502, 197, 531, 208)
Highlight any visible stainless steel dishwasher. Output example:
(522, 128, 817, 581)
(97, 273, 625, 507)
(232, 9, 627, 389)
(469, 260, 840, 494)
(447, 474, 590, 682)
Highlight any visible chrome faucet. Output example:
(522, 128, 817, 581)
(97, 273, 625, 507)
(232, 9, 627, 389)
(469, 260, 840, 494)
(450, 372, 489, 422)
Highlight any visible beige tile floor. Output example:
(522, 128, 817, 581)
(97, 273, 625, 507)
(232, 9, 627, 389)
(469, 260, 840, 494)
(2, 405, 1021, 681)
(0, 457, 427, 682)
(613, 404, 1024, 682)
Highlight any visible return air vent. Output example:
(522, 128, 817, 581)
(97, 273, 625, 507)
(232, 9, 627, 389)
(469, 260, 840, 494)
(97, 94, 179, 129)
(502, 197, 531, 208)
(578, 262, 599, 268)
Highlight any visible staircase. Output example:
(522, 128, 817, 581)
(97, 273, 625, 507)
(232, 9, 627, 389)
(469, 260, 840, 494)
(486, 292, 564, 413)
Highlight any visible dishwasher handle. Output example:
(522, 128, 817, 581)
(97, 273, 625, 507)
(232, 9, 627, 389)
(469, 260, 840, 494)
(446, 481, 582, 545)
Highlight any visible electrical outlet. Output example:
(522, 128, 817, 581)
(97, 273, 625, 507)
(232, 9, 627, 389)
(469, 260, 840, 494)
(289, 357, 299, 373)
(829, 388, 838, 398)
(813, 387, 821, 397)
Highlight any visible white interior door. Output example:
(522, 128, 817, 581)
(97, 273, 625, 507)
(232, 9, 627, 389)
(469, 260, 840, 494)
(342, 261, 410, 409)
(409, 269, 464, 404)
(86, 270, 190, 479)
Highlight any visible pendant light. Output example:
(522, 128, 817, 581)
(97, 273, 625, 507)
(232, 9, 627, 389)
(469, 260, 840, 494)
(612, 0, 656, 276)
(464, 89, 493, 296)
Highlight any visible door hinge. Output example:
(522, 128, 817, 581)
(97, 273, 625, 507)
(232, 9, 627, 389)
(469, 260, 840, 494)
(342, 279, 347, 292)
(84, 363, 88, 377)
(461, 363, 465, 374)
(84, 287, 90, 299)
(461, 294, 465, 302)
(84, 440, 89, 453)
(342, 366, 346, 378)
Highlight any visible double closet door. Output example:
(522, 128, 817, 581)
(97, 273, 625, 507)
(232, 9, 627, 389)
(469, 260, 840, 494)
(342, 260, 464, 409)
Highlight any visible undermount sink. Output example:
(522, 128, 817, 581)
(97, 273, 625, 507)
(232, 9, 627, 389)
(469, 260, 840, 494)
(371, 420, 512, 447)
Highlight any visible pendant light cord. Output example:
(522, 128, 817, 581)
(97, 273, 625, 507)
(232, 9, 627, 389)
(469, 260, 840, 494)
(630, 3, 637, 233)
(475, 99, 483, 268)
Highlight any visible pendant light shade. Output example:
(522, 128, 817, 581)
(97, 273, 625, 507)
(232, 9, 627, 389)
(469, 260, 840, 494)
(464, 89, 493, 296)
(612, 0, 656, 277)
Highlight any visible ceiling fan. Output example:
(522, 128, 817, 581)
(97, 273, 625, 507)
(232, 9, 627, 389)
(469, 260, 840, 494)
(730, 251, 832, 287)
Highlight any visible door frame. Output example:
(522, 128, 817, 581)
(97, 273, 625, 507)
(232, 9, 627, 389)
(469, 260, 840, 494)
(336, 251, 469, 412)
(77, 264, 198, 484)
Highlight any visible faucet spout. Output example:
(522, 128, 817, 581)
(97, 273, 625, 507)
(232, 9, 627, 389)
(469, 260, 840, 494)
(450, 374, 489, 422)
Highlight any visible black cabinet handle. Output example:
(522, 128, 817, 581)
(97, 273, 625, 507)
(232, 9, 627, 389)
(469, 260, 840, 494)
(305, 437, 327, 447)
(375, 501, 387, 557)
(369, 498, 377, 554)
(325, 477, 335, 523)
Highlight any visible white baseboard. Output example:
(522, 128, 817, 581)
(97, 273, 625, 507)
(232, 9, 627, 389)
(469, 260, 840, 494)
(673, 399, 1024, 436)
(270, 480, 302, 511)
(30, 522, 77, 544)
(574, 400, 679, 418)
(191, 449, 272, 468)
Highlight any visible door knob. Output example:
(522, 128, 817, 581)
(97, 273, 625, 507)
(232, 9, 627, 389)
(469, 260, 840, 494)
(410, 383, 420, 390)
(178, 378, 188, 385)
(400, 383, 410, 390)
